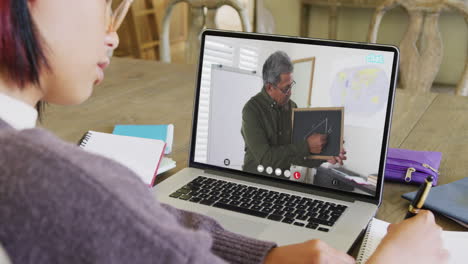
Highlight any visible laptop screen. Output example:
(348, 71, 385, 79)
(191, 31, 398, 198)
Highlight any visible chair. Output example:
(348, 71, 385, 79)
(256, 0, 276, 34)
(117, 0, 161, 59)
(368, 0, 468, 95)
(160, 0, 252, 64)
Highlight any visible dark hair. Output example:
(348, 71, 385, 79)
(0, 0, 49, 118)
(262, 51, 294, 86)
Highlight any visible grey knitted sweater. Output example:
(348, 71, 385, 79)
(0, 119, 276, 263)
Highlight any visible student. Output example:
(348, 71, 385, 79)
(0, 0, 449, 263)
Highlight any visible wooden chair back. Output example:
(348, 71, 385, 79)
(368, 0, 468, 95)
(160, 0, 252, 64)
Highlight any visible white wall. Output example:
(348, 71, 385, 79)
(289, 44, 394, 128)
(289, 43, 394, 177)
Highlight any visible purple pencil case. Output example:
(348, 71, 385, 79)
(385, 148, 442, 186)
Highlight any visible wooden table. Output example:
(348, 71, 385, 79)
(42, 58, 467, 232)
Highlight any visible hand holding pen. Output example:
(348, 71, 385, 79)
(405, 175, 433, 219)
(367, 210, 449, 264)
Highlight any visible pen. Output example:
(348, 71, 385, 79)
(405, 175, 433, 219)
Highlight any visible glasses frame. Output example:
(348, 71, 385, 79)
(106, 0, 134, 32)
(272, 80, 296, 95)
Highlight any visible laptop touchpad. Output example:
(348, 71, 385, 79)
(207, 210, 267, 237)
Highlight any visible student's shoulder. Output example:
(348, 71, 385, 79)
(0, 127, 58, 152)
(0, 127, 79, 159)
(0, 128, 80, 194)
(0, 128, 80, 178)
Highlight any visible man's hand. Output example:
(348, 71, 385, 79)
(367, 210, 449, 264)
(264, 239, 355, 264)
(327, 149, 347, 165)
(307, 133, 327, 154)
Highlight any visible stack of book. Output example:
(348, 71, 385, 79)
(113, 124, 176, 174)
(78, 124, 177, 187)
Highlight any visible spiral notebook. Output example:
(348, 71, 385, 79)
(79, 131, 166, 186)
(357, 218, 468, 264)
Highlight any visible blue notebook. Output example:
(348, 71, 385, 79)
(113, 124, 174, 154)
(402, 177, 468, 226)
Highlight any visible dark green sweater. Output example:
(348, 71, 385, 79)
(241, 88, 323, 175)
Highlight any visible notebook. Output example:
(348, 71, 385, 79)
(79, 131, 166, 186)
(402, 177, 468, 226)
(113, 124, 174, 154)
(158, 156, 177, 175)
(356, 218, 468, 264)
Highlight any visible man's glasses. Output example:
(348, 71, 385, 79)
(273, 80, 296, 94)
(106, 0, 134, 32)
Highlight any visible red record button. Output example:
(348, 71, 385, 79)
(293, 172, 301, 179)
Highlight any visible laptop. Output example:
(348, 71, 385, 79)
(155, 30, 399, 251)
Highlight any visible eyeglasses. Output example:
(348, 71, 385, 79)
(273, 80, 296, 94)
(106, 0, 134, 32)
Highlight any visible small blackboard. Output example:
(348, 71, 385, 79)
(292, 107, 344, 160)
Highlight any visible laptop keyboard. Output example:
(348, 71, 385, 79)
(169, 176, 347, 231)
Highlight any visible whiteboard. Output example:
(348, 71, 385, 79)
(207, 65, 263, 170)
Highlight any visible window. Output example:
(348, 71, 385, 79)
(239, 46, 259, 72)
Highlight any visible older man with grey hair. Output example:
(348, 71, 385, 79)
(241, 51, 345, 177)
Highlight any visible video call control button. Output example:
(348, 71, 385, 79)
(257, 165, 265, 173)
(293, 172, 301, 180)
(284, 170, 291, 178)
(266, 167, 273, 175)
(275, 168, 282, 176)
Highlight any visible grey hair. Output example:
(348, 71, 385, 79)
(262, 51, 294, 86)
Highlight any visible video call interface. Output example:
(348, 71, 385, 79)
(194, 35, 396, 196)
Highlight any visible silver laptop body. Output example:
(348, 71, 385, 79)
(155, 30, 399, 252)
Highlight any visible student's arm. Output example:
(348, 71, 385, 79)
(0, 129, 269, 264)
(161, 204, 276, 264)
(264, 240, 355, 264)
(161, 204, 357, 264)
